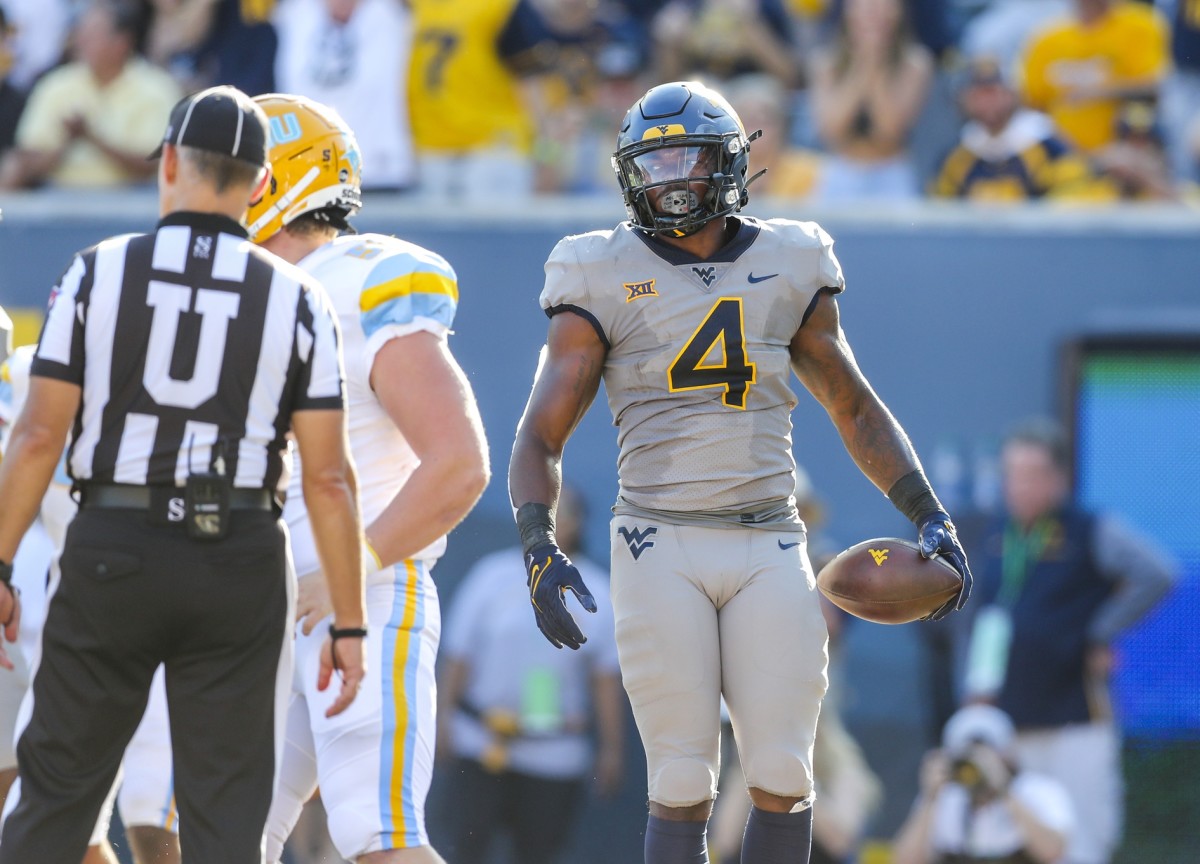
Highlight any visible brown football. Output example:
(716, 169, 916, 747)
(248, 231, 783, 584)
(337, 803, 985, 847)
(816, 537, 962, 624)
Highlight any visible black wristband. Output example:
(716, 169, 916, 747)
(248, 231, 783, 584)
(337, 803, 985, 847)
(515, 502, 556, 557)
(0, 561, 10, 586)
(328, 624, 366, 673)
(887, 469, 945, 526)
(329, 624, 368, 640)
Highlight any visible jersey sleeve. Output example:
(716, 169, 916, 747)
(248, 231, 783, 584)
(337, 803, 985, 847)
(814, 224, 846, 292)
(358, 247, 459, 371)
(762, 219, 846, 330)
(539, 236, 588, 311)
(539, 236, 609, 348)
(31, 253, 91, 385)
(293, 280, 346, 411)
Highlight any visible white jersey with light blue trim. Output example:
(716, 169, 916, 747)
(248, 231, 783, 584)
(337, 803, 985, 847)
(540, 216, 845, 516)
(284, 232, 459, 576)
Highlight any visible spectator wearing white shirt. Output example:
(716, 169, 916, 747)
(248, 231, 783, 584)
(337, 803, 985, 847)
(273, 0, 414, 190)
(437, 486, 625, 864)
(892, 705, 1076, 864)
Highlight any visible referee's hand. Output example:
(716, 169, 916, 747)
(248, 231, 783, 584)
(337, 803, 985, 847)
(318, 630, 366, 718)
(0, 583, 20, 671)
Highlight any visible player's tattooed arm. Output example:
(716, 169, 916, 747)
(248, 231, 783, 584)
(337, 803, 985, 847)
(789, 291, 923, 494)
(509, 311, 607, 510)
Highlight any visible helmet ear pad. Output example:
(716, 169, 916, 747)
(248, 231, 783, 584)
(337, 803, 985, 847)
(613, 81, 752, 237)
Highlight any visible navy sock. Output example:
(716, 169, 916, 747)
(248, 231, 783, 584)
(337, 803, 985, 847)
(645, 814, 710, 864)
(740, 805, 812, 864)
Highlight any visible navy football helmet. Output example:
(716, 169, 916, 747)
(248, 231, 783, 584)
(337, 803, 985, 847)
(613, 81, 755, 238)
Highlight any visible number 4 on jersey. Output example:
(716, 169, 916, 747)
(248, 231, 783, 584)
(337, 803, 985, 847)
(668, 297, 757, 409)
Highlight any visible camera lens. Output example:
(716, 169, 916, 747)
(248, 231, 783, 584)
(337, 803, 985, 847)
(952, 758, 984, 789)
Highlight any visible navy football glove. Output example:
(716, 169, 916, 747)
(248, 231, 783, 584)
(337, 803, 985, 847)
(525, 542, 597, 650)
(918, 512, 972, 621)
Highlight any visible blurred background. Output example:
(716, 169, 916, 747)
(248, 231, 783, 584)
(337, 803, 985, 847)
(0, 0, 1198, 861)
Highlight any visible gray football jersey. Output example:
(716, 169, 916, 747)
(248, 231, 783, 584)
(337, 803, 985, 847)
(540, 216, 845, 515)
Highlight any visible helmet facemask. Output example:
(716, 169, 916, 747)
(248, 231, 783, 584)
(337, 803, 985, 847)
(615, 134, 748, 237)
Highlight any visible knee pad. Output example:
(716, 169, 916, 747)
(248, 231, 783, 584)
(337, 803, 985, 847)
(741, 749, 813, 802)
(324, 799, 432, 861)
(649, 757, 717, 808)
(324, 801, 376, 861)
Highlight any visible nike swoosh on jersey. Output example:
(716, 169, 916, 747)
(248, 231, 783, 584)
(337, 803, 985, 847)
(748, 272, 779, 283)
(778, 540, 801, 550)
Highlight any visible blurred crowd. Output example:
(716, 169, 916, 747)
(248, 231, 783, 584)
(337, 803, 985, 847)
(0, 0, 1198, 202)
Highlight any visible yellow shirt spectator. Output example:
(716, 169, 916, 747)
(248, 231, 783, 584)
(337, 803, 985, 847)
(15, 58, 180, 187)
(1019, 1, 1168, 153)
(408, 0, 536, 155)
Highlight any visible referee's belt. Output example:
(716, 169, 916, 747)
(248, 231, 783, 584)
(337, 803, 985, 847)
(79, 483, 275, 514)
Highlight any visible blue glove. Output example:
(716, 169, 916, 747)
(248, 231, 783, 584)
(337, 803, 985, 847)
(918, 512, 972, 621)
(525, 542, 597, 650)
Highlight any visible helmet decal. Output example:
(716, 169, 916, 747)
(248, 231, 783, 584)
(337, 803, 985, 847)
(641, 124, 687, 140)
(268, 113, 302, 145)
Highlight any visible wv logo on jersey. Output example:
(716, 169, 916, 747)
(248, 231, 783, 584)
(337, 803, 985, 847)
(870, 548, 889, 566)
(618, 525, 658, 560)
(624, 279, 658, 302)
(692, 266, 717, 287)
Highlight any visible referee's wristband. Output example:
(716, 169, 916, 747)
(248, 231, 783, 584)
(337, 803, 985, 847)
(515, 502, 556, 557)
(887, 469, 945, 526)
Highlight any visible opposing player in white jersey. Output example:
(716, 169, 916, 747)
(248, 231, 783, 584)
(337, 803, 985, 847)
(509, 81, 973, 864)
(248, 94, 489, 864)
(0, 346, 179, 864)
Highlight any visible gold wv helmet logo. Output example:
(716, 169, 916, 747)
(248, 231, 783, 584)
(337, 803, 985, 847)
(869, 548, 889, 566)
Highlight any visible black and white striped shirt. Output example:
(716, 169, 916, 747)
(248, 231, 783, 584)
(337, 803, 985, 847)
(31, 211, 345, 492)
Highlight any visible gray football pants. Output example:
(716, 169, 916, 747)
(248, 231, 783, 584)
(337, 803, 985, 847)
(610, 515, 829, 808)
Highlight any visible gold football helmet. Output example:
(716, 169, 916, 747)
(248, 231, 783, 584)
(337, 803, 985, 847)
(247, 94, 363, 244)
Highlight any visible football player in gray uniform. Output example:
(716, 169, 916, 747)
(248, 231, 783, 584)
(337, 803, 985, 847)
(509, 80, 972, 864)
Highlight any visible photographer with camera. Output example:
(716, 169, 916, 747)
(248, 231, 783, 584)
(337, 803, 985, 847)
(892, 705, 1075, 864)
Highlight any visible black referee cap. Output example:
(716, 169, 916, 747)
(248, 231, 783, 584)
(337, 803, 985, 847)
(149, 86, 269, 167)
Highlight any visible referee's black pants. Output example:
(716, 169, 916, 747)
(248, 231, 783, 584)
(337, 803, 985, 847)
(0, 508, 291, 864)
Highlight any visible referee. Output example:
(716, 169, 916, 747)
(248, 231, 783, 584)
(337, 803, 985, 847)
(0, 86, 367, 863)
